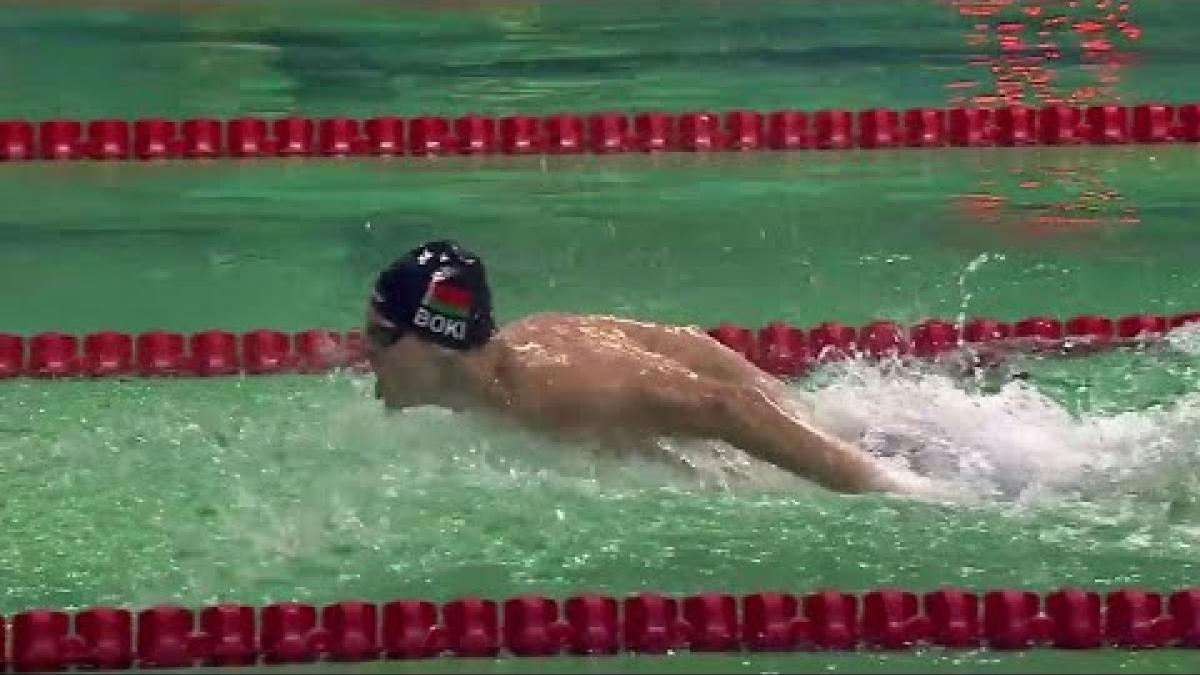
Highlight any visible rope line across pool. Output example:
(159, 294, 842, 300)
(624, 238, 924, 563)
(1, 587, 1199, 669)
(0, 311, 1197, 379)
(1, 103, 1198, 163)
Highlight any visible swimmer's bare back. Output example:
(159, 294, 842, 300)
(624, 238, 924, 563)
(472, 313, 900, 494)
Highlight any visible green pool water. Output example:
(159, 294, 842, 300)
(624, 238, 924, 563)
(2, 1, 1200, 672)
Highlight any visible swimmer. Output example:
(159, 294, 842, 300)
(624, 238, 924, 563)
(365, 240, 904, 494)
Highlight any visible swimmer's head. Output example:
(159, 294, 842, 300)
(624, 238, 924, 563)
(367, 240, 495, 354)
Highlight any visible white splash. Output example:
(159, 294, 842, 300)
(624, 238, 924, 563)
(800, 356, 1200, 505)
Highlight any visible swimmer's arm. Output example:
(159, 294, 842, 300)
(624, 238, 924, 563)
(638, 380, 897, 494)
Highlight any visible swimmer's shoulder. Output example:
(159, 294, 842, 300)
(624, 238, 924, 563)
(501, 312, 702, 337)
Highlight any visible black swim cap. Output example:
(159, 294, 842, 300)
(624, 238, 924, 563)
(371, 240, 495, 351)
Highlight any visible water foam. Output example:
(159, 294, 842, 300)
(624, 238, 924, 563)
(802, 352, 1200, 506)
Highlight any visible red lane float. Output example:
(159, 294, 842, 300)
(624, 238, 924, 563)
(134, 119, 177, 160)
(0, 588, 1198, 668)
(588, 113, 631, 154)
(84, 331, 134, 377)
(365, 117, 404, 156)
(0, 119, 36, 160)
(725, 110, 763, 150)
(2, 310, 1196, 380)
(181, 119, 221, 159)
(198, 604, 256, 666)
(383, 600, 443, 660)
(6, 103, 1200, 163)
(0, 333, 23, 378)
(903, 108, 945, 147)
(564, 594, 619, 655)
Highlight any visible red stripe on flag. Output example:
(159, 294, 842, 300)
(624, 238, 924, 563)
(431, 281, 472, 309)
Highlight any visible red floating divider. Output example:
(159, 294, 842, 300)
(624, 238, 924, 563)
(28, 332, 80, 378)
(543, 115, 584, 154)
(766, 111, 809, 150)
(136, 331, 186, 376)
(0, 333, 24, 378)
(75, 607, 133, 670)
(947, 107, 991, 146)
(994, 106, 1036, 146)
(3, 308, 1196, 381)
(903, 108, 946, 147)
(562, 595, 619, 655)
(134, 118, 178, 160)
(755, 322, 809, 377)
(317, 117, 362, 157)
(804, 591, 857, 650)
(1, 588, 1200, 665)
(808, 321, 856, 360)
(862, 589, 930, 650)
(273, 117, 315, 157)
(136, 605, 195, 669)
(1, 119, 35, 160)
(13, 610, 69, 672)
(858, 109, 900, 149)
(242, 329, 293, 375)
(814, 110, 853, 150)
(924, 589, 980, 648)
(1132, 104, 1174, 143)
(859, 320, 908, 358)
(634, 113, 675, 152)
(181, 119, 222, 159)
(681, 594, 739, 652)
(677, 112, 723, 152)
(708, 323, 757, 362)
(1172, 312, 1200, 328)
(86, 119, 131, 160)
(910, 319, 959, 357)
(227, 117, 271, 158)
(323, 601, 379, 662)
(623, 593, 683, 654)
(454, 115, 496, 155)
(1106, 589, 1173, 649)
(442, 598, 499, 658)
(382, 600, 443, 659)
(742, 593, 805, 652)
(500, 116, 542, 155)
(365, 117, 405, 156)
(83, 331, 133, 377)
(587, 113, 631, 154)
(502, 596, 565, 657)
(11, 104, 1200, 164)
(261, 603, 319, 664)
(962, 318, 1012, 344)
(1085, 105, 1129, 144)
(1169, 589, 1200, 647)
(190, 330, 238, 377)
(1065, 314, 1114, 343)
(1117, 314, 1168, 339)
(725, 110, 763, 150)
(198, 604, 257, 667)
(441, 595, 496, 653)
(39, 119, 83, 160)
(1013, 316, 1064, 342)
(294, 329, 343, 373)
(1038, 105, 1082, 145)
(1045, 588, 1102, 649)
(1178, 104, 1200, 143)
(982, 590, 1051, 650)
(410, 116, 454, 156)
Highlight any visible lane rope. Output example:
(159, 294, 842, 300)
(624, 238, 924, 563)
(2, 587, 1197, 669)
(0, 103, 1196, 163)
(0, 312, 1196, 379)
